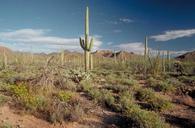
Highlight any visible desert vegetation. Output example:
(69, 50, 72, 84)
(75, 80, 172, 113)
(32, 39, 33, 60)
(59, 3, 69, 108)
(0, 6, 194, 128)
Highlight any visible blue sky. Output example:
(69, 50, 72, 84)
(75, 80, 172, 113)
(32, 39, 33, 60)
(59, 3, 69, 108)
(0, 0, 195, 54)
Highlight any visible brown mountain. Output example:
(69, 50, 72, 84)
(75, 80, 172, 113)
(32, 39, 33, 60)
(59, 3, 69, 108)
(93, 50, 135, 59)
(0, 46, 12, 54)
(176, 51, 195, 61)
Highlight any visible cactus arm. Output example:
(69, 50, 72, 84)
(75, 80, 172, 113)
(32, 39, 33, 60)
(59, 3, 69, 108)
(88, 37, 94, 51)
(80, 37, 86, 50)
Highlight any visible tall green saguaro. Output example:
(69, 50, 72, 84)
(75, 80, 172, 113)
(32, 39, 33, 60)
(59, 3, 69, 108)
(80, 7, 94, 71)
(144, 36, 148, 58)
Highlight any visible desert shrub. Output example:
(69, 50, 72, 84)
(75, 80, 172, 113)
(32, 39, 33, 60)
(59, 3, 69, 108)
(0, 122, 13, 128)
(136, 88, 173, 111)
(147, 77, 158, 86)
(0, 95, 7, 106)
(136, 88, 155, 101)
(89, 89, 115, 107)
(69, 69, 91, 83)
(62, 79, 77, 91)
(80, 80, 93, 92)
(57, 91, 74, 102)
(105, 74, 137, 86)
(182, 62, 195, 75)
(104, 84, 129, 93)
(147, 77, 175, 93)
(64, 103, 84, 122)
(120, 78, 137, 86)
(125, 105, 169, 128)
(0, 69, 16, 78)
(118, 91, 134, 111)
(46, 98, 84, 123)
(167, 77, 184, 87)
(105, 74, 118, 84)
(8, 84, 47, 111)
(148, 96, 173, 111)
(101, 90, 115, 107)
(88, 88, 102, 102)
(178, 76, 195, 86)
(155, 81, 175, 93)
(46, 101, 67, 123)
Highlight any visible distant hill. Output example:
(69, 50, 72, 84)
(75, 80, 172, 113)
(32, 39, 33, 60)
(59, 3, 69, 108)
(93, 50, 135, 59)
(0, 46, 12, 54)
(176, 51, 195, 61)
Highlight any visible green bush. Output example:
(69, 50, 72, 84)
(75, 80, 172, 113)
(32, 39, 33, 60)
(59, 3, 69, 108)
(8, 84, 46, 111)
(0, 95, 7, 106)
(120, 78, 137, 86)
(80, 80, 93, 92)
(105, 74, 137, 86)
(104, 84, 129, 93)
(101, 90, 115, 107)
(118, 91, 134, 111)
(148, 96, 173, 111)
(136, 88, 173, 111)
(0, 122, 13, 128)
(147, 77, 175, 93)
(125, 105, 169, 128)
(136, 88, 155, 101)
(157, 81, 175, 93)
(57, 91, 74, 102)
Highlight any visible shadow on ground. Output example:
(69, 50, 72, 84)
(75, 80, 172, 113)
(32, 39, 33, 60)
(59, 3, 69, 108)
(164, 114, 195, 128)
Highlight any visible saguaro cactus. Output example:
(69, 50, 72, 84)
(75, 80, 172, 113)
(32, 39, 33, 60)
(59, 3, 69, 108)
(3, 50, 7, 68)
(80, 6, 94, 71)
(166, 50, 170, 71)
(144, 36, 148, 58)
(60, 50, 64, 66)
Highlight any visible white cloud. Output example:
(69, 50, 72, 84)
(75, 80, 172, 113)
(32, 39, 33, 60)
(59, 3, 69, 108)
(0, 29, 102, 53)
(114, 42, 145, 55)
(150, 29, 195, 41)
(107, 42, 113, 45)
(119, 18, 133, 23)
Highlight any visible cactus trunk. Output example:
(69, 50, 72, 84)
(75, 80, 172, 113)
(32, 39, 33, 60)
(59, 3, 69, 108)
(90, 53, 93, 70)
(144, 36, 148, 58)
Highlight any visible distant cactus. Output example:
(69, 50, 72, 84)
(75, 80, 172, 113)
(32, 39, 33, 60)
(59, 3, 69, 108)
(162, 51, 166, 73)
(166, 50, 170, 71)
(80, 7, 94, 71)
(3, 49, 7, 68)
(114, 51, 117, 63)
(144, 36, 148, 58)
(61, 50, 64, 66)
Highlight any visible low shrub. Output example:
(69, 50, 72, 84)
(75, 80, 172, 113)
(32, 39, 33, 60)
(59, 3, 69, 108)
(118, 91, 134, 111)
(125, 105, 169, 128)
(148, 96, 173, 111)
(80, 80, 93, 92)
(136, 88, 155, 101)
(104, 84, 129, 93)
(106, 74, 137, 86)
(147, 77, 175, 93)
(136, 88, 173, 111)
(8, 84, 47, 111)
(57, 91, 74, 102)
(0, 95, 7, 106)
(0, 122, 13, 128)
